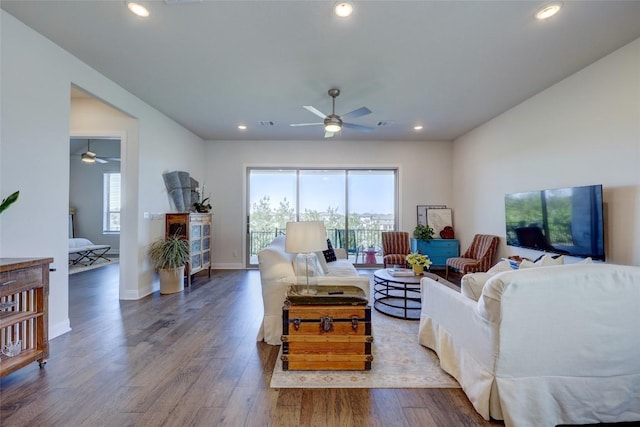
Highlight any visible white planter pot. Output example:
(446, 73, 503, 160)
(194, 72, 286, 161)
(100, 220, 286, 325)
(159, 266, 185, 294)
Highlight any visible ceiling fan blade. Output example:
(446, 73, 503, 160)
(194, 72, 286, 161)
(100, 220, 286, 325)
(303, 105, 328, 119)
(342, 107, 372, 120)
(343, 122, 374, 132)
(95, 157, 108, 164)
(289, 122, 323, 127)
(324, 130, 335, 138)
(103, 157, 121, 162)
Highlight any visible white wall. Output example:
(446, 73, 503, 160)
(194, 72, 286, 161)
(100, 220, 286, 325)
(204, 139, 453, 268)
(452, 37, 640, 266)
(1, 11, 205, 338)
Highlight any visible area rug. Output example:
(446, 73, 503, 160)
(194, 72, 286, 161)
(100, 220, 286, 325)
(269, 297, 460, 389)
(69, 258, 117, 275)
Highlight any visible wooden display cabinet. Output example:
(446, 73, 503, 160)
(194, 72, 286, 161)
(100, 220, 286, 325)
(165, 213, 212, 286)
(1, 257, 52, 378)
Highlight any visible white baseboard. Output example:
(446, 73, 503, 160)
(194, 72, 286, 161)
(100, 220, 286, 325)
(49, 319, 72, 339)
(212, 262, 245, 269)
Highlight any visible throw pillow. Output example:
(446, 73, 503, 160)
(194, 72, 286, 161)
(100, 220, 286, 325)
(323, 239, 337, 263)
(460, 260, 514, 301)
(315, 250, 330, 274)
(487, 260, 513, 274)
(461, 272, 492, 301)
(519, 254, 565, 269)
(519, 259, 536, 269)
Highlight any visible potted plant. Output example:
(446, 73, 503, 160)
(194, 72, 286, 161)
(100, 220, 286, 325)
(0, 191, 19, 214)
(193, 197, 211, 213)
(406, 252, 433, 275)
(148, 233, 190, 294)
(413, 224, 434, 241)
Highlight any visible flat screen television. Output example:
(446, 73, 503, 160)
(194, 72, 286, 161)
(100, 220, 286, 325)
(504, 184, 605, 261)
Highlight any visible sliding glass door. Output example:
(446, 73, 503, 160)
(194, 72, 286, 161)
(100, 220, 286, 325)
(247, 168, 397, 267)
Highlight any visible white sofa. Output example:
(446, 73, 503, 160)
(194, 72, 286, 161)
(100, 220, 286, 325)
(257, 235, 370, 345)
(418, 263, 640, 427)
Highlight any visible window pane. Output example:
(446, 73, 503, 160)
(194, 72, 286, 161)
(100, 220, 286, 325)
(248, 169, 296, 257)
(347, 170, 396, 263)
(247, 168, 397, 267)
(109, 213, 120, 231)
(104, 172, 121, 233)
(299, 170, 345, 245)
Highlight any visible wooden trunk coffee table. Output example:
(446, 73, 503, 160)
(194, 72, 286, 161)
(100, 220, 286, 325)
(281, 285, 373, 371)
(373, 268, 440, 320)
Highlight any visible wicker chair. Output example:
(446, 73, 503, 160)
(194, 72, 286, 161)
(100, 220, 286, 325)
(445, 234, 500, 279)
(382, 231, 411, 268)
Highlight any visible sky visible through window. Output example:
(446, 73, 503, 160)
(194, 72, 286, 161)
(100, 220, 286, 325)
(250, 169, 394, 215)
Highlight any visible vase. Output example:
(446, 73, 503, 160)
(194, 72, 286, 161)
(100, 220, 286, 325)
(413, 264, 424, 275)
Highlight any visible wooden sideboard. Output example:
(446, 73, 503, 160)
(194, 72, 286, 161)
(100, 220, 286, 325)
(0, 257, 52, 378)
(165, 213, 212, 286)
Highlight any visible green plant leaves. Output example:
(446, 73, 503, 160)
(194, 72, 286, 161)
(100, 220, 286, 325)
(0, 191, 19, 214)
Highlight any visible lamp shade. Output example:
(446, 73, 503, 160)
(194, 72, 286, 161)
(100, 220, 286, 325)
(285, 221, 328, 253)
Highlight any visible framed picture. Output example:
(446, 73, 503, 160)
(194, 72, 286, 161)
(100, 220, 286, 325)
(426, 208, 452, 237)
(417, 205, 446, 226)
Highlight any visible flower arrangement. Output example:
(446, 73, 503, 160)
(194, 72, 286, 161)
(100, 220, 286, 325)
(406, 252, 432, 268)
(193, 185, 212, 213)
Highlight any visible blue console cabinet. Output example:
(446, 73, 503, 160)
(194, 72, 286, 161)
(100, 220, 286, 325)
(410, 238, 459, 269)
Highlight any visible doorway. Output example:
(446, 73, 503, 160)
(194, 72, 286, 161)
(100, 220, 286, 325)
(69, 137, 121, 274)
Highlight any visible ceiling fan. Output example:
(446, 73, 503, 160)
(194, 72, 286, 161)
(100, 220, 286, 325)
(80, 140, 120, 164)
(290, 89, 374, 138)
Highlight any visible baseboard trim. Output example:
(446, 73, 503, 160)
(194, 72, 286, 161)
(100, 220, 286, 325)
(212, 262, 245, 269)
(49, 319, 72, 339)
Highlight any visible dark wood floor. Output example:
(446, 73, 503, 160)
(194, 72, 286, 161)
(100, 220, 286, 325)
(0, 266, 630, 426)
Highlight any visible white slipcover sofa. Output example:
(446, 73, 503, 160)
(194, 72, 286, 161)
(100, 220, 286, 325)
(419, 263, 640, 427)
(257, 235, 370, 345)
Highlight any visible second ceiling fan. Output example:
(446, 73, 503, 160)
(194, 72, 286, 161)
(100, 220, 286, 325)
(290, 89, 374, 138)
(81, 140, 119, 164)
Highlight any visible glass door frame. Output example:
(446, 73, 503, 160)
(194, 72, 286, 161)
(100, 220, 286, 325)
(246, 167, 398, 268)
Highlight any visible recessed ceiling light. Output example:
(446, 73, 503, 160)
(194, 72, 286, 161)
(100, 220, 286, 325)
(333, 0, 354, 18)
(535, 3, 561, 20)
(238, 125, 247, 130)
(126, 1, 150, 18)
(413, 125, 423, 131)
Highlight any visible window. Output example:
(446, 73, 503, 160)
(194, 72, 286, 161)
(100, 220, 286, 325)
(247, 168, 397, 266)
(103, 173, 121, 233)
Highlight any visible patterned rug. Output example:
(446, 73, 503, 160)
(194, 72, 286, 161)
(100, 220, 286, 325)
(69, 258, 117, 275)
(269, 298, 460, 389)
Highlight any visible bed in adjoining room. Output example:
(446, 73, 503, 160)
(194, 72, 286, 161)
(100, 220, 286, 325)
(68, 238, 111, 266)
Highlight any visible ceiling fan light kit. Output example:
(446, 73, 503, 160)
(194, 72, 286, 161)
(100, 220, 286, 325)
(79, 140, 115, 164)
(81, 152, 96, 163)
(291, 88, 373, 138)
(333, 0, 354, 18)
(535, 3, 562, 20)
(126, 0, 150, 18)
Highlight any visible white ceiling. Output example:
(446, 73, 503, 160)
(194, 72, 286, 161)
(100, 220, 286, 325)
(3, 1, 640, 142)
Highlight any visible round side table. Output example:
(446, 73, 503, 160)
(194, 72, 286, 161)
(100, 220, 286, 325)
(372, 268, 439, 320)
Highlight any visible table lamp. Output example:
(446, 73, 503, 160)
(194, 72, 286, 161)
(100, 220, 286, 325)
(285, 221, 328, 295)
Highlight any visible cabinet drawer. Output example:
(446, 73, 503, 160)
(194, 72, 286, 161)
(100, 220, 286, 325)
(0, 267, 44, 296)
(432, 240, 458, 249)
